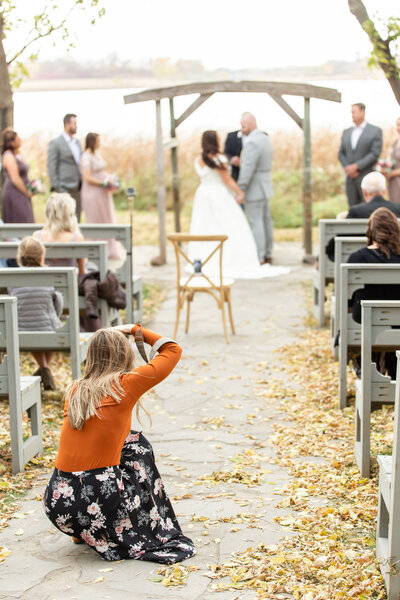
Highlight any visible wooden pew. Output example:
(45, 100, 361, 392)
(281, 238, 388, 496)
(355, 301, 400, 477)
(330, 236, 367, 358)
(313, 219, 369, 327)
(0, 296, 42, 474)
(0, 267, 92, 380)
(338, 264, 400, 409)
(376, 350, 400, 599)
(0, 240, 120, 327)
(0, 223, 142, 323)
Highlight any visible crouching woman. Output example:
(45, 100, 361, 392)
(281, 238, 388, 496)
(43, 325, 195, 563)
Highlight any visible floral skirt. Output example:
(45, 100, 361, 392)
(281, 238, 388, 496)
(43, 431, 195, 563)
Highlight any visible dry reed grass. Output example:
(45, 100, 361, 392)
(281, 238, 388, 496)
(20, 125, 397, 234)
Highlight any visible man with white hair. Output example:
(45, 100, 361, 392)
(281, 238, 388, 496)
(325, 171, 400, 261)
(346, 171, 400, 219)
(237, 112, 274, 264)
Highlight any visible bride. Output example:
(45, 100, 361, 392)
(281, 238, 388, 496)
(188, 130, 289, 279)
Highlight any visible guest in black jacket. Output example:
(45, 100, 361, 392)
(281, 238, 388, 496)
(347, 207, 400, 378)
(224, 130, 242, 182)
(347, 206, 400, 324)
(325, 172, 400, 261)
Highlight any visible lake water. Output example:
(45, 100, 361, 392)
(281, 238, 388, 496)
(13, 79, 400, 140)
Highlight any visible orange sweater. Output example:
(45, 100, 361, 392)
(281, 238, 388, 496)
(55, 326, 182, 472)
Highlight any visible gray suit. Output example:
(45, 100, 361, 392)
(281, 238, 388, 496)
(47, 135, 82, 220)
(338, 122, 382, 207)
(238, 130, 274, 261)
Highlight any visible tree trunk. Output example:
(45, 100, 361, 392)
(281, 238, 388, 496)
(348, 0, 400, 106)
(0, 13, 14, 129)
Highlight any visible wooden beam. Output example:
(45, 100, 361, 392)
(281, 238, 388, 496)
(169, 98, 181, 233)
(269, 93, 303, 129)
(124, 80, 341, 105)
(302, 97, 313, 261)
(175, 93, 213, 128)
(153, 100, 167, 266)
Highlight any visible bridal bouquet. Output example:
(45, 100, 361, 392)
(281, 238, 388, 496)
(27, 179, 44, 195)
(102, 174, 120, 191)
(375, 158, 395, 174)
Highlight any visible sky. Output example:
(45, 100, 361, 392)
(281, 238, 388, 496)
(8, 0, 400, 71)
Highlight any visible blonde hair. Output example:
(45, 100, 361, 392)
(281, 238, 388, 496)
(45, 192, 79, 236)
(17, 236, 45, 267)
(66, 329, 149, 430)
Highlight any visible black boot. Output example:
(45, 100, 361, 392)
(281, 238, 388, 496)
(39, 367, 57, 391)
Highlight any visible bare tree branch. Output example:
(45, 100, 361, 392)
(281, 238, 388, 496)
(348, 0, 400, 105)
(6, 6, 75, 66)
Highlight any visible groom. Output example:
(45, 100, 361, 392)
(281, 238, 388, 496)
(237, 112, 274, 264)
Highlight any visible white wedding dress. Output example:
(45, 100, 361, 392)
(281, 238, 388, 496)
(188, 157, 289, 279)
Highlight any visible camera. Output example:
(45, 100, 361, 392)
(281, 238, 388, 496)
(127, 187, 136, 197)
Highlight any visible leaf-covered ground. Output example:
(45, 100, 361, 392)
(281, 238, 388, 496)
(0, 284, 392, 596)
(200, 328, 389, 599)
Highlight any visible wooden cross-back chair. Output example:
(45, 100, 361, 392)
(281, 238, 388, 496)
(168, 234, 235, 343)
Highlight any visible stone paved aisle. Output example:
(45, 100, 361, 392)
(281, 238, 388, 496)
(0, 242, 311, 600)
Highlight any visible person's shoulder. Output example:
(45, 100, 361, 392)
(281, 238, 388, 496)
(347, 204, 365, 218)
(48, 135, 63, 147)
(386, 200, 400, 215)
(366, 123, 382, 134)
(348, 247, 368, 262)
(2, 150, 16, 164)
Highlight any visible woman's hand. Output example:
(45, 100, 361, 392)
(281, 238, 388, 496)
(109, 324, 136, 336)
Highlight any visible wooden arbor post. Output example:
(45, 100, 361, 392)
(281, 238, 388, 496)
(269, 92, 312, 261)
(303, 97, 312, 261)
(151, 99, 167, 266)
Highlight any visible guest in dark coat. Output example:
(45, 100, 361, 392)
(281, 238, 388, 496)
(325, 172, 400, 261)
(347, 206, 400, 378)
(347, 206, 400, 323)
(338, 102, 382, 207)
(224, 130, 242, 182)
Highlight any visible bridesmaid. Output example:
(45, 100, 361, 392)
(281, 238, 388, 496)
(1, 128, 34, 223)
(80, 132, 122, 259)
(388, 117, 400, 203)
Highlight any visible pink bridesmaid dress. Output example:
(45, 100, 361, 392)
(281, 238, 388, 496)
(80, 150, 122, 259)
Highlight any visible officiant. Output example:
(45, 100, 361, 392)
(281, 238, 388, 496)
(224, 130, 242, 182)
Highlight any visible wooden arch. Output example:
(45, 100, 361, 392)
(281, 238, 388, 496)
(124, 80, 341, 264)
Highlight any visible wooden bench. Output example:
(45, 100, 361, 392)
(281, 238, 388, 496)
(0, 296, 42, 474)
(355, 301, 400, 477)
(0, 223, 143, 323)
(338, 264, 400, 409)
(0, 240, 120, 327)
(376, 350, 400, 599)
(313, 219, 369, 327)
(0, 267, 92, 380)
(330, 236, 367, 358)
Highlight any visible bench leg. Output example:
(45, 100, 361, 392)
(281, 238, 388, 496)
(355, 381, 371, 477)
(338, 339, 348, 410)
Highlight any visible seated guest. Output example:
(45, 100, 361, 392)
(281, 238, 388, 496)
(347, 207, 400, 378)
(33, 192, 86, 276)
(325, 172, 400, 261)
(347, 207, 400, 322)
(9, 237, 63, 390)
(43, 325, 195, 563)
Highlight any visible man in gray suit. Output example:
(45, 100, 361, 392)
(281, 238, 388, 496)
(237, 112, 274, 264)
(338, 103, 382, 208)
(47, 114, 82, 221)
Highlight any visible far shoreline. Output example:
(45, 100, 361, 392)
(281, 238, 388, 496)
(16, 74, 386, 93)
